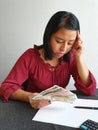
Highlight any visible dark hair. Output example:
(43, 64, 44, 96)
(40, 11, 80, 61)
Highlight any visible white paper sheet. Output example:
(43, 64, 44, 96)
(32, 99, 98, 128)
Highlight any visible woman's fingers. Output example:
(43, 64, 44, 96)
(29, 94, 51, 109)
(32, 99, 51, 109)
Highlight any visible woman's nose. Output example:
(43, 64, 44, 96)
(60, 42, 68, 51)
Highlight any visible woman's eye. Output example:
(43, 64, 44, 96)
(68, 42, 72, 45)
(68, 42, 74, 45)
(56, 40, 63, 43)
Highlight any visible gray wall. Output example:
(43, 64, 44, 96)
(0, 0, 98, 89)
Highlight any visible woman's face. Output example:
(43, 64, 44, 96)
(50, 28, 77, 58)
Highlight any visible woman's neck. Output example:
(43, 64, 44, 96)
(39, 48, 60, 67)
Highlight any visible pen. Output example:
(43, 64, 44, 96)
(74, 106, 98, 110)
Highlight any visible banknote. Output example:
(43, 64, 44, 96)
(32, 85, 77, 103)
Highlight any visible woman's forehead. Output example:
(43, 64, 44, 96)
(53, 28, 77, 40)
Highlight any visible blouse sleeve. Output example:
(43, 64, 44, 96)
(0, 48, 35, 101)
(70, 53, 97, 96)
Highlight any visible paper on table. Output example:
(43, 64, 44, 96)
(32, 99, 98, 128)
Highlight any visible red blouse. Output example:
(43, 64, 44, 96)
(0, 45, 96, 101)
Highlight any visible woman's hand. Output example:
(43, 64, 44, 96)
(28, 93, 51, 109)
(72, 32, 84, 58)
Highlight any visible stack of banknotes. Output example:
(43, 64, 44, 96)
(32, 85, 77, 103)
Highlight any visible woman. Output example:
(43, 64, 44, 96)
(0, 11, 96, 109)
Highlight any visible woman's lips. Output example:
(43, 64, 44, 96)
(56, 53, 64, 57)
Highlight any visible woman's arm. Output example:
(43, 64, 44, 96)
(71, 33, 96, 96)
(72, 33, 90, 86)
(10, 89, 51, 109)
(10, 89, 33, 102)
(75, 56, 90, 86)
